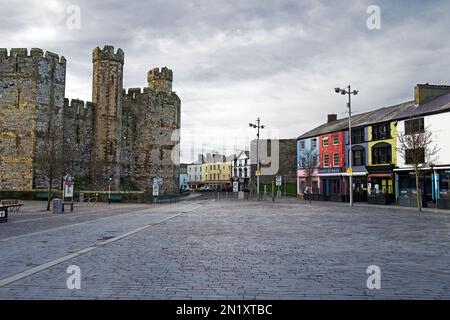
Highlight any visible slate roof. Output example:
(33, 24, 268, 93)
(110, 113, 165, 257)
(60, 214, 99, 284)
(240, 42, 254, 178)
(297, 93, 450, 140)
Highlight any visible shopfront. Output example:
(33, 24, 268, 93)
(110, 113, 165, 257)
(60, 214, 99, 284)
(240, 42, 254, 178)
(319, 168, 345, 202)
(297, 169, 320, 195)
(367, 166, 395, 205)
(343, 172, 368, 202)
(434, 168, 450, 209)
(395, 169, 433, 207)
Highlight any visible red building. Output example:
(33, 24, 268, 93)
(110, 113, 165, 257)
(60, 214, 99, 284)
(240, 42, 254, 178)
(318, 130, 346, 199)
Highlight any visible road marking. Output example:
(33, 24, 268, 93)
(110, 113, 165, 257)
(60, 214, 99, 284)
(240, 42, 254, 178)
(0, 205, 201, 288)
(0, 204, 191, 243)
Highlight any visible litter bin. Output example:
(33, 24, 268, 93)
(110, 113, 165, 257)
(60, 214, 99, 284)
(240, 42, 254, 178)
(52, 198, 62, 214)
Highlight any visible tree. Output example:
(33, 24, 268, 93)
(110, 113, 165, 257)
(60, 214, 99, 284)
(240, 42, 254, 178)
(397, 122, 439, 212)
(34, 121, 69, 211)
(300, 147, 318, 204)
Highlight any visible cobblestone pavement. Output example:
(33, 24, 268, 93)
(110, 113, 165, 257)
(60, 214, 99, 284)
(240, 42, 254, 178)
(1, 195, 450, 299)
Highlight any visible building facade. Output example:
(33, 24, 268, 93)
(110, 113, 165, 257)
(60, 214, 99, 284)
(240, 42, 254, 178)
(318, 128, 346, 200)
(297, 136, 319, 195)
(250, 139, 297, 194)
(202, 159, 232, 190)
(231, 151, 250, 191)
(296, 83, 450, 208)
(0, 45, 181, 194)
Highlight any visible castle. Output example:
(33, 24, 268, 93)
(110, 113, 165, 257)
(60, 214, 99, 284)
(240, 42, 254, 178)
(0, 45, 181, 194)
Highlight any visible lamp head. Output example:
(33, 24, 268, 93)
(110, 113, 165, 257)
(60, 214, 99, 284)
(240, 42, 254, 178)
(334, 88, 341, 93)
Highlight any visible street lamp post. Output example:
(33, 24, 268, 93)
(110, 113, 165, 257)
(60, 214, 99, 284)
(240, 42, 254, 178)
(334, 85, 358, 207)
(249, 118, 265, 198)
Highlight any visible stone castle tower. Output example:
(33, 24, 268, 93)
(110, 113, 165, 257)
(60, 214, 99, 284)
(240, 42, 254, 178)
(91, 46, 124, 189)
(0, 45, 180, 194)
(0, 48, 66, 189)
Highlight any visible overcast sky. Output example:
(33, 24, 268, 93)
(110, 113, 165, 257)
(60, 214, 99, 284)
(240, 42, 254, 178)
(1, 0, 450, 162)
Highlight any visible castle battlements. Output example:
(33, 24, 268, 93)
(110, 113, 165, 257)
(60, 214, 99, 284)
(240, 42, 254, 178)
(92, 45, 124, 64)
(0, 48, 66, 64)
(63, 98, 95, 119)
(0, 45, 180, 193)
(148, 67, 173, 82)
(147, 67, 173, 93)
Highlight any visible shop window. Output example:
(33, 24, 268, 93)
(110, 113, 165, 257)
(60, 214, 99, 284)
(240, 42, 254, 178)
(333, 153, 339, 167)
(405, 148, 425, 164)
(372, 123, 391, 141)
(323, 153, 329, 167)
(351, 128, 365, 144)
(405, 118, 424, 135)
(372, 143, 392, 164)
(352, 147, 365, 166)
(332, 135, 339, 145)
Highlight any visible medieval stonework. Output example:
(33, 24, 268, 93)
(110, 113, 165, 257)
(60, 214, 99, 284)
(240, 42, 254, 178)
(0, 45, 180, 194)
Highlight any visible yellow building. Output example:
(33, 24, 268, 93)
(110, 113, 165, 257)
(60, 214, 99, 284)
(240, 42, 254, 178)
(201, 161, 232, 190)
(366, 121, 397, 202)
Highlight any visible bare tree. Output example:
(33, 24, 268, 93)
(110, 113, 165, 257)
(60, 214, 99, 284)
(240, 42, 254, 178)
(397, 122, 439, 212)
(35, 121, 69, 211)
(300, 147, 318, 204)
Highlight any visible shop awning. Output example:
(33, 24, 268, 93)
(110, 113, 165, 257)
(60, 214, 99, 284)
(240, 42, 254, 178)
(368, 173, 393, 178)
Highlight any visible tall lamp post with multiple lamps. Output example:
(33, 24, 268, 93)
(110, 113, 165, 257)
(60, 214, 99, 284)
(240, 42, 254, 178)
(249, 118, 265, 197)
(334, 85, 358, 207)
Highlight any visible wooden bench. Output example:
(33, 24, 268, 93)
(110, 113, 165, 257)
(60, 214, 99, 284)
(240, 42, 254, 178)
(108, 195, 123, 202)
(36, 192, 49, 200)
(0, 206, 8, 223)
(62, 202, 74, 212)
(0, 199, 22, 212)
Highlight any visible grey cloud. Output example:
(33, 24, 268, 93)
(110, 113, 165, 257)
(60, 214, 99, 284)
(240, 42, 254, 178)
(1, 0, 449, 163)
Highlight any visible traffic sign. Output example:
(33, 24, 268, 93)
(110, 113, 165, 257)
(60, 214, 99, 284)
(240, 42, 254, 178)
(233, 181, 239, 193)
(152, 184, 160, 196)
(276, 175, 282, 186)
(255, 169, 261, 176)
(346, 168, 353, 173)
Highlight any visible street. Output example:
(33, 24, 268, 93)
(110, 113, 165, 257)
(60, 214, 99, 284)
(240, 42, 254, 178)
(0, 195, 449, 299)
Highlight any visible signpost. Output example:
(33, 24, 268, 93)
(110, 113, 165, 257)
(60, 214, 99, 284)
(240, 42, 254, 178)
(153, 177, 163, 203)
(276, 175, 282, 198)
(276, 175, 282, 186)
(62, 174, 74, 212)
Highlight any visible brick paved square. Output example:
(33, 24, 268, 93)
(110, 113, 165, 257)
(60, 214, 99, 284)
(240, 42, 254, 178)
(0, 196, 449, 299)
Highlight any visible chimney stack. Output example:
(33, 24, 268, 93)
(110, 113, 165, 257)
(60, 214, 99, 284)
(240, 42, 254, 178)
(327, 114, 337, 123)
(414, 84, 450, 105)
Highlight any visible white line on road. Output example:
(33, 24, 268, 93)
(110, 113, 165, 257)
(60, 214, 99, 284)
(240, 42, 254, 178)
(0, 204, 193, 243)
(0, 205, 201, 288)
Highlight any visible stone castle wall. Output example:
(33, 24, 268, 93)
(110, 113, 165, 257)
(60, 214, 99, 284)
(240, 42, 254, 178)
(63, 98, 95, 179)
(122, 81, 181, 193)
(0, 46, 180, 194)
(0, 48, 66, 189)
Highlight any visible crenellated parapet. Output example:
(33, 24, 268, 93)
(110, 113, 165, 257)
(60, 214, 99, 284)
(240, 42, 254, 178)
(147, 67, 173, 93)
(0, 48, 66, 64)
(63, 98, 95, 118)
(92, 45, 124, 64)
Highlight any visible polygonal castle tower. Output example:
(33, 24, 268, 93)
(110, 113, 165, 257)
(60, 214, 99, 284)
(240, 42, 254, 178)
(91, 45, 124, 189)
